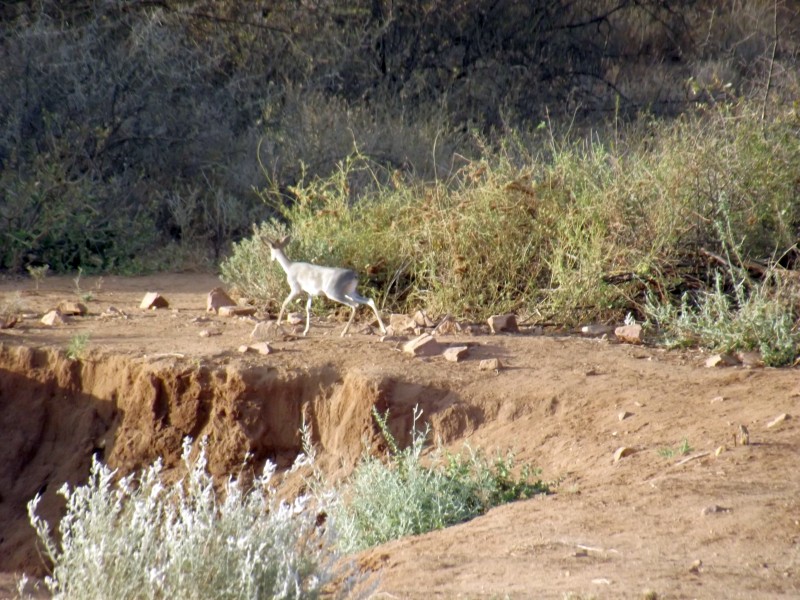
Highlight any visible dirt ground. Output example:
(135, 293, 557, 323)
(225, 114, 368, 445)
(0, 273, 798, 599)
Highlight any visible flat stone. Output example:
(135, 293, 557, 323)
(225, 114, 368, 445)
(614, 324, 644, 344)
(705, 353, 741, 368)
(478, 357, 502, 371)
(487, 314, 519, 334)
(580, 324, 614, 335)
(443, 345, 470, 362)
(403, 333, 443, 357)
(57, 300, 88, 316)
(41, 310, 66, 326)
(218, 305, 257, 317)
(613, 446, 635, 462)
(766, 413, 791, 428)
(286, 312, 304, 325)
(140, 292, 169, 310)
(206, 287, 236, 313)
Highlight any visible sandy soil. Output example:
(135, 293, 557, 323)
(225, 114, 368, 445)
(0, 273, 798, 599)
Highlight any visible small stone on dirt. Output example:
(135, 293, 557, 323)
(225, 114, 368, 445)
(206, 287, 236, 313)
(443, 345, 470, 362)
(403, 333, 443, 357)
(614, 324, 643, 344)
(618, 411, 633, 421)
(57, 300, 87, 316)
(413, 309, 435, 328)
(433, 315, 461, 336)
(736, 350, 764, 368)
(715, 445, 726, 456)
(488, 313, 519, 334)
(766, 413, 791, 428)
(710, 395, 725, 403)
(286, 312, 303, 325)
(478, 357, 502, 371)
(613, 446, 635, 462)
(701, 504, 731, 515)
(389, 313, 418, 334)
(250, 342, 272, 355)
(237, 344, 251, 353)
(251, 321, 280, 340)
(198, 328, 222, 338)
(580, 324, 614, 336)
(218, 305, 257, 317)
(41, 310, 66, 326)
(705, 353, 741, 368)
(689, 559, 703, 574)
(140, 291, 169, 310)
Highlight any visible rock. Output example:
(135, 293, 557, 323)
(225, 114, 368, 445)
(403, 333, 443, 357)
(250, 342, 272, 355)
(737, 351, 764, 368)
(140, 292, 169, 310)
(701, 504, 731, 515)
(443, 345, 470, 362)
(580, 324, 614, 335)
(614, 324, 643, 344)
(714, 445, 726, 456)
(251, 321, 283, 340)
(689, 559, 703, 574)
(198, 328, 222, 337)
(478, 357, 502, 371)
(766, 413, 791, 428)
(237, 344, 252, 353)
(287, 312, 304, 325)
(710, 395, 725, 403)
(705, 353, 741, 368)
(389, 313, 418, 334)
(206, 287, 236, 313)
(218, 305, 257, 317)
(57, 300, 87, 316)
(413, 310, 435, 328)
(41, 310, 66, 326)
(613, 446, 635, 462)
(487, 314, 519, 334)
(433, 315, 461, 336)
(618, 411, 633, 421)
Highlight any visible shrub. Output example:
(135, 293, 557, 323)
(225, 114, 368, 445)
(327, 407, 549, 553)
(222, 102, 800, 327)
(28, 438, 351, 600)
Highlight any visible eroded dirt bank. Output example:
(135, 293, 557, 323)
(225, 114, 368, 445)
(0, 342, 480, 576)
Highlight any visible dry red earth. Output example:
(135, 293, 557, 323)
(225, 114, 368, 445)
(0, 273, 798, 599)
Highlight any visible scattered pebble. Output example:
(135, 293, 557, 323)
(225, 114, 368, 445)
(613, 446, 635, 462)
(766, 413, 791, 428)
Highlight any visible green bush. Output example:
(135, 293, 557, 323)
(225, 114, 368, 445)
(222, 102, 800, 329)
(327, 407, 549, 553)
(28, 438, 351, 600)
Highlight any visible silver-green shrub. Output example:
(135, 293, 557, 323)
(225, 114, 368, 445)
(28, 438, 348, 600)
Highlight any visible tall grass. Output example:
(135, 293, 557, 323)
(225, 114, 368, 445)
(222, 102, 800, 335)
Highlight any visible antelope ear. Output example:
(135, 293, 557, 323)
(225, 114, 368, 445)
(279, 235, 292, 247)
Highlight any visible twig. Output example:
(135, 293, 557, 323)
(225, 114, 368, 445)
(674, 451, 710, 466)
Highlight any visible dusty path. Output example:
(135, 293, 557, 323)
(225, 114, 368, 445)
(0, 274, 798, 599)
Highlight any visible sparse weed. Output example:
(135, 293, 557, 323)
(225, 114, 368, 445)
(28, 438, 351, 600)
(658, 438, 693, 459)
(66, 334, 89, 360)
(327, 406, 549, 553)
(26, 264, 49, 291)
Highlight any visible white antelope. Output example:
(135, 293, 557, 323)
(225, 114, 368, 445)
(266, 235, 387, 337)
